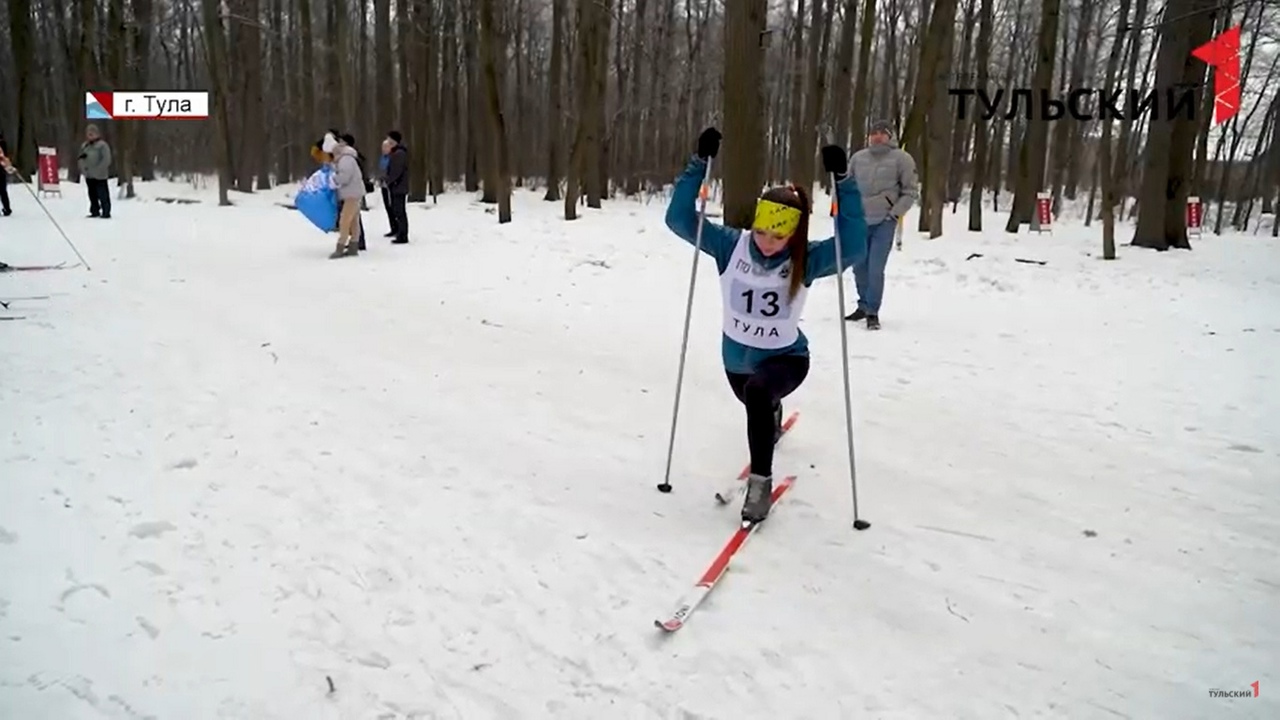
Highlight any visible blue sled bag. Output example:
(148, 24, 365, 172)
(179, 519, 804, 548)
(296, 165, 339, 232)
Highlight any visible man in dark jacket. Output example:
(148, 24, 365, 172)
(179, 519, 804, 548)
(382, 130, 410, 244)
(0, 131, 11, 216)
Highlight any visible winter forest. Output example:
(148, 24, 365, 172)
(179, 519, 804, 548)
(1, 0, 1278, 252)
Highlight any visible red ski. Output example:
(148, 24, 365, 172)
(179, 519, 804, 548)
(656, 475, 797, 633)
(714, 411, 799, 504)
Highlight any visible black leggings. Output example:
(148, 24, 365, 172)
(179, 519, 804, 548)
(726, 354, 810, 477)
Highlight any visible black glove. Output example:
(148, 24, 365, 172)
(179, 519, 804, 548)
(696, 127, 722, 159)
(821, 145, 848, 176)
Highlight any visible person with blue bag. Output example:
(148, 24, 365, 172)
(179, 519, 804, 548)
(295, 137, 340, 242)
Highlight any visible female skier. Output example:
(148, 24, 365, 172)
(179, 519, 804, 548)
(664, 127, 867, 523)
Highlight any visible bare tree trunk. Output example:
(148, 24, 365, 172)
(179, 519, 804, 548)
(232, 0, 265, 191)
(1049, 0, 1094, 206)
(830, 0, 858, 151)
(299, 0, 316, 120)
(564, 0, 604, 218)
(106, 0, 133, 195)
(848, 0, 876, 144)
(201, 0, 234, 204)
(946, 0, 976, 206)
(8, 0, 37, 174)
(723, 0, 769, 227)
(621, 0, 648, 195)
(1131, 0, 1218, 250)
(785, 0, 806, 182)
(922, 0, 959, 237)
(397, 0, 413, 190)
(1234, 88, 1279, 231)
(1225, 56, 1279, 231)
(270, 0, 293, 183)
(133, 0, 156, 181)
(796, 0, 833, 192)
(966, 0, 993, 232)
(512, 0, 527, 187)
(478, 0, 511, 221)
(653, 0, 677, 175)
(374, 0, 392, 135)
(544, 0, 565, 201)
(589, 0, 611, 205)
(1099, 0, 1133, 259)
(1189, 3, 1230, 195)
(1113, 0, 1148, 216)
(1003, 0, 1060, 233)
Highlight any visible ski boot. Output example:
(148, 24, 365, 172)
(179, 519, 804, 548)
(742, 473, 773, 524)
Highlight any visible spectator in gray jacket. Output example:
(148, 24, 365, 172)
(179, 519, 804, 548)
(339, 132, 369, 250)
(326, 132, 365, 259)
(845, 119, 918, 329)
(78, 124, 113, 219)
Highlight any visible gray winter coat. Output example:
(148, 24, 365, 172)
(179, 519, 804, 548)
(850, 140, 918, 226)
(331, 144, 365, 201)
(79, 139, 112, 180)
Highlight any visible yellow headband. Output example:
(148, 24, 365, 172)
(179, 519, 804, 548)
(753, 198, 803, 237)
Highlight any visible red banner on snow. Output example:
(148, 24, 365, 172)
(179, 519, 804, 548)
(38, 147, 60, 189)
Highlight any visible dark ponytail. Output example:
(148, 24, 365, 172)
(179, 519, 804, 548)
(759, 184, 811, 299)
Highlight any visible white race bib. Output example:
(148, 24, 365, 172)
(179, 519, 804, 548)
(719, 231, 807, 349)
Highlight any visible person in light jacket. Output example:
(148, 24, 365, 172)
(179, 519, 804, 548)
(326, 132, 365, 258)
(339, 132, 371, 250)
(79, 124, 113, 218)
(845, 119, 918, 330)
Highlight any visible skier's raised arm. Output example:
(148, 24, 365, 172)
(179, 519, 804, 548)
(805, 145, 868, 280)
(664, 127, 740, 273)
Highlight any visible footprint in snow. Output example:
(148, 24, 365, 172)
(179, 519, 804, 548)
(129, 521, 177, 539)
(136, 616, 160, 639)
(356, 652, 392, 669)
(133, 561, 166, 575)
(58, 583, 111, 606)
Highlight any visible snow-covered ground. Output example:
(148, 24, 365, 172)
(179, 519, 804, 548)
(1, 174, 1277, 719)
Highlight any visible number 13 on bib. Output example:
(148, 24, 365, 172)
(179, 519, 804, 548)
(720, 231, 808, 349)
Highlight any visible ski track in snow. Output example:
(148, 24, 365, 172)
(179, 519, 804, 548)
(1, 183, 1277, 719)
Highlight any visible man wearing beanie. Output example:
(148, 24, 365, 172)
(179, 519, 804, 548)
(79, 124, 113, 219)
(846, 119, 917, 330)
(381, 130, 409, 244)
